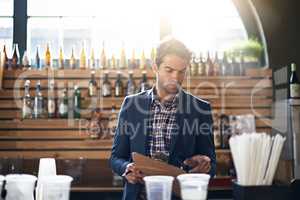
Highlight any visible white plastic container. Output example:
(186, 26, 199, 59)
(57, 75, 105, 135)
(143, 176, 174, 200)
(177, 174, 210, 200)
(37, 175, 73, 200)
(5, 174, 37, 200)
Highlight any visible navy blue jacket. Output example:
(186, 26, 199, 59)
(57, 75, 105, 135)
(109, 89, 216, 200)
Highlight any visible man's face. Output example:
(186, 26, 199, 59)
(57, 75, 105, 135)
(153, 54, 188, 95)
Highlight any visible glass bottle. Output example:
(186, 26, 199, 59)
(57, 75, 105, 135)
(126, 71, 136, 96)
(102, 72, 112, 97)
(100, 42, 107, 69)
(73, 85, 81, 118)
(58, 47, 64, 69)
(88, 70, 97, 97)
(80, 43, 87, 69)
(22, 80, 32, 119)
(34, 80, 44, 118)
(11, 43, 20, 69)
(290, 63, 300, 98)
(22, 51, 30, 70)
(140, 71, 150, 92)
(120, 43, 127, 69)
(59, 88, 68, 118)
(45, 43, 51, 68)
(115, 72, 123, 97)
(70, 47, 76, 69)
(48, 79, 56, 118)
(35, 46, 41, 70)
(139, 50, 146, 70)
(89, 48, 96, 69)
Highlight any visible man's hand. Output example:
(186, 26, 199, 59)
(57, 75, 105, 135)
(184, 155, 211, 173)
(122, 163, 144, 184)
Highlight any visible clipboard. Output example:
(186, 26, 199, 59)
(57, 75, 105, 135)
(132, 152, 186, 197)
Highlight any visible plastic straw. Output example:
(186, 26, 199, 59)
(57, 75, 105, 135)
(229, 133, 285, 186)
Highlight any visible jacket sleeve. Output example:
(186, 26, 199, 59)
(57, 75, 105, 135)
(195, 103, 216, 178)
(109, 97, 131, 176)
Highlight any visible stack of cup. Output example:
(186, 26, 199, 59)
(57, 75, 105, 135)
(177, 174, 210, 200)
(36, 158, 57, 200)
(143, 176, 174, 200)
(5, 174, 37, 200)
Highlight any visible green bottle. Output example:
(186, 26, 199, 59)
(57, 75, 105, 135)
(73, 85, 81, 118)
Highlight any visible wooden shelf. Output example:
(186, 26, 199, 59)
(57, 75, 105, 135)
(0, 119, 86, 129)
(3, 68, 272, 79)
(0, 88, 273, 99)
(0, 130, 89, 140)
(0, 140, 112, 150)
(0, 97, 273, 110)
(0, 150, 111, 159)
(0, 108, 273, 120)
(3, 77, 272, 90)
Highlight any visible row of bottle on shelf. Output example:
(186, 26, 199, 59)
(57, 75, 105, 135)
(21, 71, 151, 119)
(1, 43, 248, 76)
(0, 43, 155, 70)
(190, 51, 246, 76)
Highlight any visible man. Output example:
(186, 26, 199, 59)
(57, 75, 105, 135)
(109, 37, 216, 200)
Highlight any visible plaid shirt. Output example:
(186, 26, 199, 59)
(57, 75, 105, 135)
(147, 90, 178, 158)
(139, 89, 179, 200)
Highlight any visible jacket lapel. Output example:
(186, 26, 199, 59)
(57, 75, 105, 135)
(169, 90, 186, 156)
(135, 89, 152, 155)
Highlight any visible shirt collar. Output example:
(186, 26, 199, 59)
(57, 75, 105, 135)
(150, 86, 180, 107)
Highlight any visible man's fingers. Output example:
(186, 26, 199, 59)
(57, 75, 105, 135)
(184, 155, 211, 167)
(124, 162, 145, 184)
(194, 155, 210, 163)
(189, 166, 201, 173)
(128, 164, 143, 175)
(131, 170, 144, 179)
(184, 158, 198, 167)
(126, 174, 140, 184)
(125, 169, 145, 184)
(200, 159, 210, 170)
(202, 156, 211, 163)
(198, 161, 207, 171)
(188, 159, 211, 173)
(127, 163, 136, 171)
(205, 164, 211, 173)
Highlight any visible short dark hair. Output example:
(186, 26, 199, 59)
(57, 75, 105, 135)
(155, 36, 191, 67)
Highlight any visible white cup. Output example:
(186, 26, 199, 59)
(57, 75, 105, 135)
(0, 175, 4, 200)
(143, 176, 174, 200)
(177, 174, 210, 200)
(38, 175, 73, 200)
(5, 174, 37, 200)
(38, 158, 56, 178)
